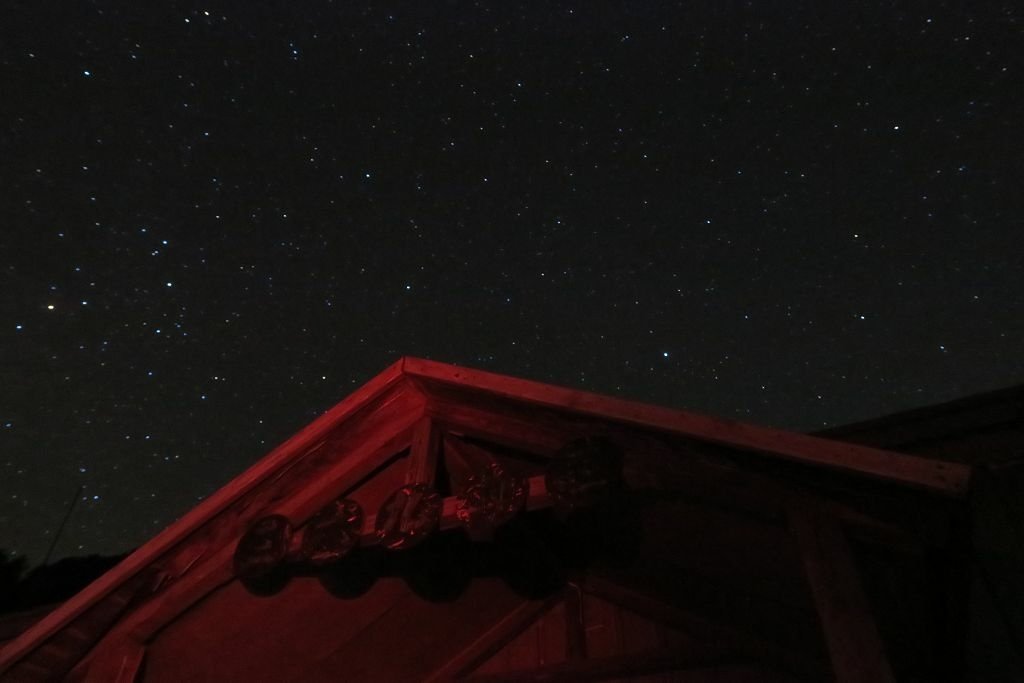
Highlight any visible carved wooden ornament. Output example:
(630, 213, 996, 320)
(300, 498, 363, 566)
(374, 484, 442, 550)
(455, 463, 527, 541)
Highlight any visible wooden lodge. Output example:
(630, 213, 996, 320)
(1, 358, 1018, 681)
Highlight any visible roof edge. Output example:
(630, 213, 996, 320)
(403, 357, 971, 496)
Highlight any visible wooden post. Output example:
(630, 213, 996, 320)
(788, 501, 895, 683)
(407, 416, 441, 485)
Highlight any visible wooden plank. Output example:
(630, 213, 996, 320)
(788, 502, 895, 683)
(405, 357, 971, 496)
(0, 359, 411, 675)
(406, 416, 441, 484)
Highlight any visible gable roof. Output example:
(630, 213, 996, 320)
(0, 357, 972, 679)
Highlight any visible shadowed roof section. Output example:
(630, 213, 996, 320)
(0, 357, 971, 676)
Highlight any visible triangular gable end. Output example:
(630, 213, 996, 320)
(0, 358, 972, 682)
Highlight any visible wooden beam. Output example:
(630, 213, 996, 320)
(788, 501, 895, 683)
(405, 357, 971, 496)
(406, 416, 441, 485)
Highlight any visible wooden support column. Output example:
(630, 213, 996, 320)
(406, 416, 441, 485)
(788, 501, 895, 683)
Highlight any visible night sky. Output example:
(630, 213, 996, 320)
(2, 2, 1022, 565)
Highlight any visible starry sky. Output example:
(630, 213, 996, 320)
(1, 2, 1022, 565)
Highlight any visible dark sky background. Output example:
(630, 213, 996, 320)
(1, 2, 1021, 565)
